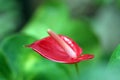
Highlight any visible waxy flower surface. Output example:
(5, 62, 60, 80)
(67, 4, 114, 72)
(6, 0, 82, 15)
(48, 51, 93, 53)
(28, 29, 94, 64)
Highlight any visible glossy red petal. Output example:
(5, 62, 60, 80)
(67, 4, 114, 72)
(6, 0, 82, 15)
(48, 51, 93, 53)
(65, 54, 94, 64)
(78, 54, 94, 61)
(28, 35, 83, 63)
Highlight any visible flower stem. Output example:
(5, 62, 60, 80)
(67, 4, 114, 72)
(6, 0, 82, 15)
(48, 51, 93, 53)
(75, 63, 79, 76)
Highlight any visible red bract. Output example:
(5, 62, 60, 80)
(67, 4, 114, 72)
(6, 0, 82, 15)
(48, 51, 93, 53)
(28, 29, 94, 64)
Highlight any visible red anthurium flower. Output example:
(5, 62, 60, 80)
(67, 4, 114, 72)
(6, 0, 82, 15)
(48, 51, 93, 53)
(28, 29, 94, 64)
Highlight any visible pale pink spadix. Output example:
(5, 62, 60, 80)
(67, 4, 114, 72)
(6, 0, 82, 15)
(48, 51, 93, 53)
(28, 29, 94, 64)
(47, 29, 77, 59)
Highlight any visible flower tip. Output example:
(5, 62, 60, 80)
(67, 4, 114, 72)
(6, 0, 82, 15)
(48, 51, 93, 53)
(79, 54, 94, 61)
(88, 54, 94, 59)
(47, 29, 52, 33)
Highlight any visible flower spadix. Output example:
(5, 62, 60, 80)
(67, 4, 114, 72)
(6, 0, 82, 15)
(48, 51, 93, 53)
(28, 29, 94, 64)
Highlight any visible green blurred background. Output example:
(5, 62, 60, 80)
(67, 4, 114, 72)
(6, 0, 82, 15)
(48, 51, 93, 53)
(0, 0, 120, 80)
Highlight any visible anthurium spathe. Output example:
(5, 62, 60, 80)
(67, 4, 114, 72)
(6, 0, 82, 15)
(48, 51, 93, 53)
(28, 29, 94, 64)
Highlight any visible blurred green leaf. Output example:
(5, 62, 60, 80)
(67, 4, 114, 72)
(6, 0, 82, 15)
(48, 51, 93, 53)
(22, 1, 69, 39)
(0, 34, 69, 80)
(0, 51, 12, 80)
(0, 34, 37, 79)
(105, 45, 120, 80)
(31, 63, 69, 80)
(108, 45, 120, 72)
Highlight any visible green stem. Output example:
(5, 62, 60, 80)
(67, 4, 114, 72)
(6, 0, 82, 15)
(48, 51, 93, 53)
(75, 63, 79, 76)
